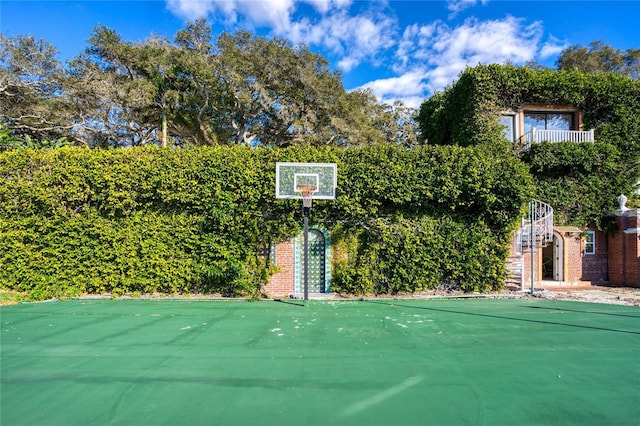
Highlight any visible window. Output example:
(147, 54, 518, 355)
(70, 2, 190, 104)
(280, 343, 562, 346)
(500, 114, 516, 142)
(524, 112, 574, 133)
(584, 231, 595, 255)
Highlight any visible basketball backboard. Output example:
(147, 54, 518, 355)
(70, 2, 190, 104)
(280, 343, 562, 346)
(275, 162, 337, 199)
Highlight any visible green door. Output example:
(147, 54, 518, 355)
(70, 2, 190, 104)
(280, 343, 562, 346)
(308, 229, 326, 293)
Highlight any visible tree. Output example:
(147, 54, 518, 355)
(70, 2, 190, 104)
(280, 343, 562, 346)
(172, 19, 231, 146)
(82, 26, 181, 147)
(0, 35, 78, 143)
(83, 25, 388, 147)
(556, 41, 640, 79)
(364, 94, 418, 148)
(214, 30, 387, 147)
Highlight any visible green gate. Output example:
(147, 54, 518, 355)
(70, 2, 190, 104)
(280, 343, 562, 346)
(295, 228, 330, 294)
(307, 229, 326, 293)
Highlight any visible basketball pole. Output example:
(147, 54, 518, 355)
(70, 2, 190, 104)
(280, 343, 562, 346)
(530, 202, 535, 295)
(302, 205, 310, 305)
(300, 187, 314, 307)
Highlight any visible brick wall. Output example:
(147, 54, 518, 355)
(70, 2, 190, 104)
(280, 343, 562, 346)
(511, 227, 609, 285)
(520, 250, 539, 287)
(264, 240, 295, 297)
(608, 209, 640, 287)
(563, 232, 583, 282)
(580, 228, 608, 282)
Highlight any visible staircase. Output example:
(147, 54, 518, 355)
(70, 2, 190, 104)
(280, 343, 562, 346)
(505, 255, 523, 289)
(521, 200, 554, 252)
(507, 200, 554, 290)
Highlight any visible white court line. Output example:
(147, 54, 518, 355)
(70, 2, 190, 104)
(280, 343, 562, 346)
(341, 376, 424, 416)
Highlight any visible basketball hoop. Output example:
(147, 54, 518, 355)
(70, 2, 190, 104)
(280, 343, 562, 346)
(275, 162, 336, 304)
(296, 183, 317, 209)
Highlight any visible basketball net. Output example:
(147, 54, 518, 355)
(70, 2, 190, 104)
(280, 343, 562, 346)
(296, 184, 316, 209)
(301, 191, 313, 208)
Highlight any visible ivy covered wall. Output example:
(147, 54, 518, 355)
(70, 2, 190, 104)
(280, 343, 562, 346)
(0, 145, 532, 298)
(417, 64, 640, 228)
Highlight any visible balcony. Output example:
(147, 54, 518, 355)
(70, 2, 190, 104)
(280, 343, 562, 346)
(522, 128, 595, 150)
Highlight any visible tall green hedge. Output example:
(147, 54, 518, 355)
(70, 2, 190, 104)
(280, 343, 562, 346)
(0, 145, 532, 299)
(332, 216, 512, 295)
(522, 142, 629, 229)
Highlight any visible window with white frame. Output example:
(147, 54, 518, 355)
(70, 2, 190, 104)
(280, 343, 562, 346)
(584, 231, 595, 255)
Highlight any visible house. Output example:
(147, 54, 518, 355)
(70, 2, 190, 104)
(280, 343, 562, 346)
(502, 104, 607, 287)
(607, 198, 639, 286)
(501, 103, 637, 288)
(264, 199, 640, 298)
(418, 64, 639, 288)
(497, 96, 637, 288)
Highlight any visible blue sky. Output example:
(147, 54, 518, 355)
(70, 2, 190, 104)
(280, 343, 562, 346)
(1, 1, 639, 107)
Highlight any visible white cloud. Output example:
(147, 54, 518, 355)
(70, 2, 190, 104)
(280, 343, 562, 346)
(166, 0, 218, 21)
(304, 0, 352, 14)
(285, 9, 397, 72)
(397, 16, 544, 93)
(358, 70, 429, 108)
(539, 35, 569, 59)
(166, 0, 394, 72)
(248, 1, 297, 32)
(337, 56, 360, 72)
(447, 0, 488, 17)
(166, 0, 296, 31)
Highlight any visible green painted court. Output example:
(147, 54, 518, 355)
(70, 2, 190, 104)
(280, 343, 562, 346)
(1, 298, 638, 425)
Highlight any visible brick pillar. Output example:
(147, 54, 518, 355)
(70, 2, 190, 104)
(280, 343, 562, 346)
(608, 208, 640, 287)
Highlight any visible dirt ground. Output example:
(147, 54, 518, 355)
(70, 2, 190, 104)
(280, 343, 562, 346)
(86, 285, 640, 306)
(532, 284, 640, 306)
(3, 284, 639, 306)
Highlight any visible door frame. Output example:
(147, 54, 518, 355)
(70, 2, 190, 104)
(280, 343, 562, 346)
(552, 231, 565, 282)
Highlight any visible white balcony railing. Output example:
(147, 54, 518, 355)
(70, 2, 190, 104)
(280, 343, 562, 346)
(522, 128, 595, 150)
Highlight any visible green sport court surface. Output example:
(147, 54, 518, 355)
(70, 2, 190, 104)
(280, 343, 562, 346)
(1, 298, 638, 425)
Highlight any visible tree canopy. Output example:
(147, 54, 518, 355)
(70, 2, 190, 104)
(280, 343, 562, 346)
(1, 19, 417, 148)
(556, 40, 640, 79)
(0, 34, 74, 144)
